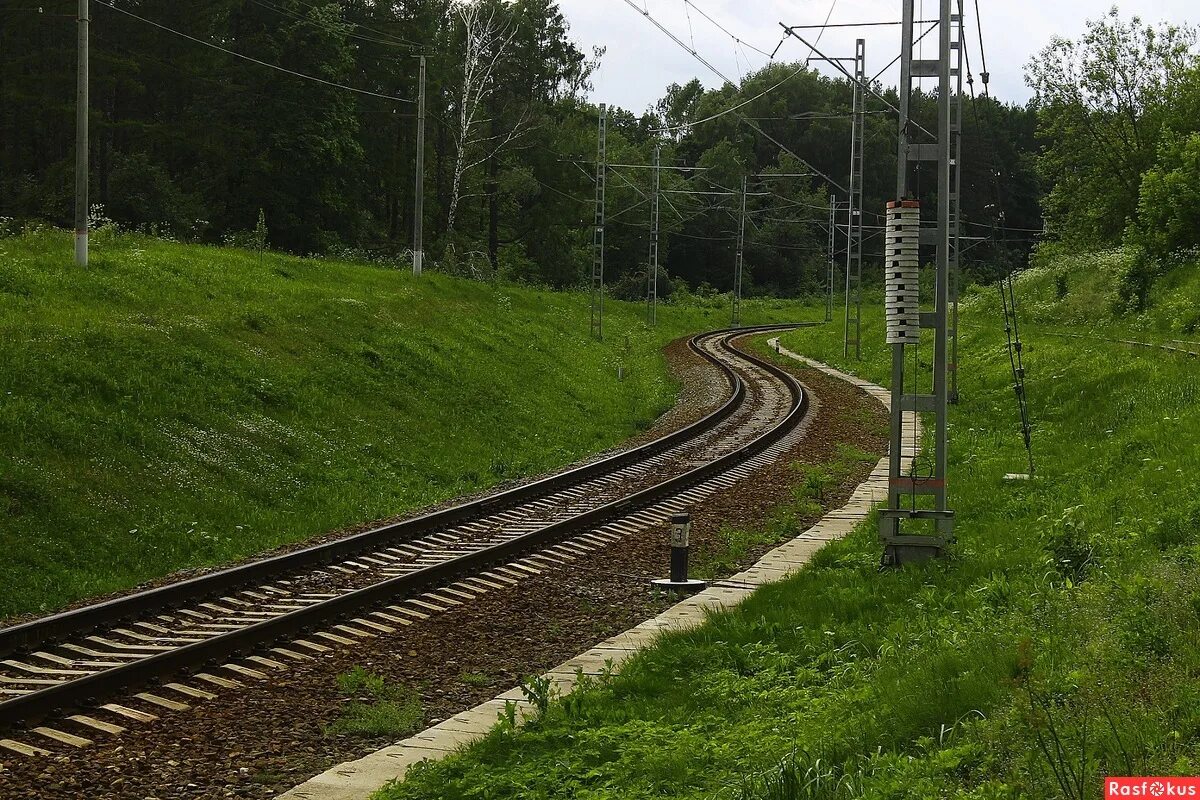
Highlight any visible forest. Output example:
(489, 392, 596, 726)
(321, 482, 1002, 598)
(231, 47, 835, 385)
(1, 2, 1197, 298)
(2, 0, 1041, 297)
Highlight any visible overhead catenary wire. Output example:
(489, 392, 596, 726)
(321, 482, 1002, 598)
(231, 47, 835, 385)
(780, 25, 936, 142)
(619, 0, 848, 194)
(94, 0, 414, 103)
(248, 0, 422, 49)
(870, 21, 939, 82)
(681, 0, 776, 58)
(287, 0, 428, 47)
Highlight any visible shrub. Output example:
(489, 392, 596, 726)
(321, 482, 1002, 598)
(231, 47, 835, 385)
(1128, 132, 1200, 260)
(610, 268, 676, 302)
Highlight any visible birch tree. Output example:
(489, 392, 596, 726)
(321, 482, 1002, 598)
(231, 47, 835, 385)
(446, 0, 526, 235)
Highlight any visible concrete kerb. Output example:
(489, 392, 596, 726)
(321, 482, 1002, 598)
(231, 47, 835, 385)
(277, 341, 917, 800)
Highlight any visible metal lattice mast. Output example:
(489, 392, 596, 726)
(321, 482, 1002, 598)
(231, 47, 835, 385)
(826, 193, 836, 323)
(732, 175, 747, 327)
(880, 0, 956, 565)
(949, 9, 964, 402)
(647, 144, 661, 326)
(590, 105, 607, 340)
(843, 38, 866, 359)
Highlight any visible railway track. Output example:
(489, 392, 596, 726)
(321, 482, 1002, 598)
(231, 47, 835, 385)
(0, 325, 811, 757)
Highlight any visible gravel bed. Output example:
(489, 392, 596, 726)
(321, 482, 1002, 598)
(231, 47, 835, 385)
(0, 337, 886, 799)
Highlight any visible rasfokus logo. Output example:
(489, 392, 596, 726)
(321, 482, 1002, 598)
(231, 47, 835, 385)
(1106, 778, 1200, 798)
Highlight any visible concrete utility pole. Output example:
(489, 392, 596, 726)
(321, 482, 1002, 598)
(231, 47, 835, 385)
(413, 55, 426, 276)
(843, 39, 866, 359)
(879, 0, 956, 565)
(826, 193, 836, 323)
(74, 0, 89, 267)
(732, 175, 747, 327)
(647, 144, 661, 326)
(590, 105, 607, 340)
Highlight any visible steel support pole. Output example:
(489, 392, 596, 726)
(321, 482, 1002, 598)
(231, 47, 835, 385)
(843, 39, 865, 359)
(949, 7, 964, 402)
(887, 0, 913, 543)
(590, 106, 607, 340)
(826, 194, 835, 323)
(74, 0, 89, 267)
(732, 176, 747, 327)
(880, 0, 955, 564)
(933, 0, 952, 508)
(413, 55, 426, 276)
(647, 145, 661, 326)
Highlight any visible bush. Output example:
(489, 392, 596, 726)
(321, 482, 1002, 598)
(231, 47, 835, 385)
(610, 268, 676, 302)
(1128, 132, 1200, 260)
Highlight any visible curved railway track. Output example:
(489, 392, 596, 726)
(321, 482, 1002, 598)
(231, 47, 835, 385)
(0, 325, 812, 749)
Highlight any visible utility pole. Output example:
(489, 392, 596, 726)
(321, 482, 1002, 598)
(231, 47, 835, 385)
(879, 0, 956, 565)
(74, 0, 89, 267)
(843, 38, 866, 359)
(647, 144, 661, 326)
(590, 105, 607, 340)
(826, 193, 835, 323)
(412, 55, 426, 276)
(732, 175, 747, 327)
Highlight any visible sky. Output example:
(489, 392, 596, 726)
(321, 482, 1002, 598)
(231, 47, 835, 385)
(556, 0, 1199, 114)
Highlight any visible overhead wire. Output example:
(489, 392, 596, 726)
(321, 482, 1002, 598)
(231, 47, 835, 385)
(619, 0, 848, 193)
(681, 0, 776, 59)
(248, 0, 421, 50)
(287, 0, 426, 47)
(94, 0, 414, 103)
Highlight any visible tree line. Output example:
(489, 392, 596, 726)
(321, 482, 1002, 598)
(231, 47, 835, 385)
(0, 0, 1061, 295)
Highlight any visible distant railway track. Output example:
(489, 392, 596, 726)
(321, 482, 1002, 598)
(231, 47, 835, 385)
(1043, 330, 1200, 357)
(0, 325, 813, 751)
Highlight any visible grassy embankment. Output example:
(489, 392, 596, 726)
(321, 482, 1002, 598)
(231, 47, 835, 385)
(379, 250, 1200, 799)
(0, 229, 805, 618)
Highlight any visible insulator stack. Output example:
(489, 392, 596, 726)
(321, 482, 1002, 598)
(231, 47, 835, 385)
(884, 200, 921, 344)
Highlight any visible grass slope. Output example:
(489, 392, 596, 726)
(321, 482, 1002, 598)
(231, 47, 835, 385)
(0, 230, 802, 618)
(379, 281, 1200, 798)
(998, 241, 1200, 336)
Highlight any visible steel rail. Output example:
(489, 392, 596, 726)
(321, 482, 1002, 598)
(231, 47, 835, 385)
(0, 325, 811, 728)
(0, 326, 778, 656)
(0, 326, 806, 734)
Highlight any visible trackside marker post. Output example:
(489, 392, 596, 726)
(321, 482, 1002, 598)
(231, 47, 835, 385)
(652, 512, 706, 593)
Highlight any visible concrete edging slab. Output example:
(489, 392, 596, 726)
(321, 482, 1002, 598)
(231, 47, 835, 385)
(279, 341, 919, 800)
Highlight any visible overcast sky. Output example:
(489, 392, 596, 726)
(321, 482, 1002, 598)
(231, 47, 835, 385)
(557, 1, 1198, 114)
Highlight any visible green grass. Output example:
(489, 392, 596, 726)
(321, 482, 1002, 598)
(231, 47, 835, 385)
(691, 444, 880, 580)
(460, 672, 492, 688)
(988, 241, 1200, 337)
(0, 229, 808, 617)
(376, 278, 1200, 797)
(328, 667, 424, 738)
